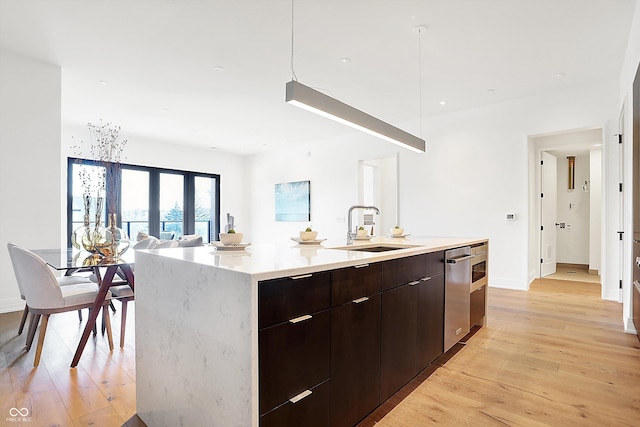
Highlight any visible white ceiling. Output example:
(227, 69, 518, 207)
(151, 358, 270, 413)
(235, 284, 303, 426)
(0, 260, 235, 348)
(0, 0, 636, 155)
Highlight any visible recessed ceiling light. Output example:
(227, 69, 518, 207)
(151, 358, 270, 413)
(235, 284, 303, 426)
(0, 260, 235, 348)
(340, 57, 351, 64)
(554, 73, 566, 78)
(213, 66, 225, 72)
(439, 100, 447, 105)
(99, 80, 108, 85)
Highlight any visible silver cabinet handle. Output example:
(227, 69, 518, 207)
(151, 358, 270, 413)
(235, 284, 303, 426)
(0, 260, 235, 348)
(289, 314, 312, 324)
(354, 263, 370, 269)
(447, 255, 475, 264)
(408, 280, 421, 286)
(636, 257, 640, 268)
(421, 276, 432, 282)
(352, 296, 369, 304)
(289, 389, 312, 404)
(290, 274, 312, 280)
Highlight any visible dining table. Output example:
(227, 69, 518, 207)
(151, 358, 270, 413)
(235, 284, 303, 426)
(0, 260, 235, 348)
(31, 248, 135, 368)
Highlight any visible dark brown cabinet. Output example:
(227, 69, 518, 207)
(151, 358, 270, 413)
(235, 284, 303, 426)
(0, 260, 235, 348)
(416, 272, 445, 371)
(330, 263, 381, 427)
(259, 250, 449, 427)
(380, 281, 418, 401)
(380, 252, 444, 402)
(259, 272, 331, 424)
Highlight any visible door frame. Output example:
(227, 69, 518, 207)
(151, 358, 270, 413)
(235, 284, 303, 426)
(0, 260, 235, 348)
(528, 126, 607, 295)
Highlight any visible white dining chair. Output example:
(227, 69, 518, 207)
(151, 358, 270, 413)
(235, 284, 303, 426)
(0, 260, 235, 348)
(6, 243, 93, 337)
(132, 236, 159, 250)
(7, 244, 114, 367)
(153, 240, 179, 249)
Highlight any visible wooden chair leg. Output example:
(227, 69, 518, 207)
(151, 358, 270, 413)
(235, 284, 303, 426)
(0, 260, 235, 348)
(18, 305, 29, 335)
(103, 305, 114, 351)
(120, 300, 128, 348)
(33, 314, 49, 367)
(25, 313, 40, 351)
(89, 308, 97, 336)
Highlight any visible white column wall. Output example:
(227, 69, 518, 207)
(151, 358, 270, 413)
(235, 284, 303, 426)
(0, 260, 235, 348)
(619, 0, 640, 331)
(0, 49, 62, 313)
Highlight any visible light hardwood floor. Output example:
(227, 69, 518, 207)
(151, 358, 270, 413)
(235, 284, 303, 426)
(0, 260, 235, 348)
(1, 279, 638, 426)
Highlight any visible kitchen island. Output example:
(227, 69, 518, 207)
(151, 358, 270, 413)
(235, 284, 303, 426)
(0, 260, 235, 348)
(134, 236, 488, 427)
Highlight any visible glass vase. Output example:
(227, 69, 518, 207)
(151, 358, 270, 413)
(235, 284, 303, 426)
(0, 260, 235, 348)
(95, 213, 130, 259)
(71, 194, 92, 250)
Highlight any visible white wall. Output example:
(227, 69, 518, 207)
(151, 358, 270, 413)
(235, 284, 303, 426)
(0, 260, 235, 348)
(0, 49, 62, 313)
(246, 79, 620, 291)
(553, 152, 590, 265)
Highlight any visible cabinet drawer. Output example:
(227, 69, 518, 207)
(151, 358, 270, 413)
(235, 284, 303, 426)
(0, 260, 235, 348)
(259, 309, 330, 414)
(260, 379, 330, 427)
(382, 252, 444, 291)
(331, 263, 381, 307)
(470, 285, 486, 327)
(259, 271, 330, 328)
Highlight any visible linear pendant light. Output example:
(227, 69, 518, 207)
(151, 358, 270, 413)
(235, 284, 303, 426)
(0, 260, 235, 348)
(285, 80, 425, 153)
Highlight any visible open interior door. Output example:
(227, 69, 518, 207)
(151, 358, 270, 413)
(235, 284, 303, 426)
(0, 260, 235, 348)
(540, 151, 558, 277)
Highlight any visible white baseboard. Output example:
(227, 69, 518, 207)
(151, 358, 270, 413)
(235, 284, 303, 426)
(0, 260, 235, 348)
(489, 277, 527, 291)
(0, 298, 25, 314)
(624, 317, 638, 334)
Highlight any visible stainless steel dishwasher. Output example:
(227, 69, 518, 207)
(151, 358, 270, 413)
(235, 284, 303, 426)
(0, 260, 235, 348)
(444, 246, 472, 352)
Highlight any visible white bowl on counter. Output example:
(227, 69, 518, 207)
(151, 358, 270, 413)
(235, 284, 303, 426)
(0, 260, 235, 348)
(219, 232, 243, 245)
(299, 230, 318, 241)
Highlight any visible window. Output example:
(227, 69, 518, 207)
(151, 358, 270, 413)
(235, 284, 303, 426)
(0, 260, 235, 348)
(67, 158, 220, 245)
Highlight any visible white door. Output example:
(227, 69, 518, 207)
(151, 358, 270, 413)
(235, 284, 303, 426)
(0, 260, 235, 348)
(540, 151, 558, 277)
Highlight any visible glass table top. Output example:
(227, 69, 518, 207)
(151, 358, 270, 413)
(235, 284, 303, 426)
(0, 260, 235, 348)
(31, 248, 135, 270)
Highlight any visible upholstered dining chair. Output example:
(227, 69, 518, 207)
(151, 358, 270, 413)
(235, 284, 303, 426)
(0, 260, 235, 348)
(6, 243, 93, 337)
(7, 244, 114, 367)
(153, 240, 179, 249)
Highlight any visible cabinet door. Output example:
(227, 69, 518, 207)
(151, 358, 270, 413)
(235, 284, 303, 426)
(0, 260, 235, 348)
(331, 294, 381, 427)
(416, 273, 444, 371)
(260, 380, 330, 427)
(380, 283, 418, 402)
(259, 309, 331, 415)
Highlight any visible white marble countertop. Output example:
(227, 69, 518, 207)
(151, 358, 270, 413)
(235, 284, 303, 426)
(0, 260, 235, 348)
(142, 236, 488, 281)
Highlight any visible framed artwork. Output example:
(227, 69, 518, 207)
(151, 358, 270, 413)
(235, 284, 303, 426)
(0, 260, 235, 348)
(275, 180, 311, 222)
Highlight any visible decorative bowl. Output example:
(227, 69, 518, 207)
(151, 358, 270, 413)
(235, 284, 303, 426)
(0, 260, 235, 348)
(219, 232, 243, 245)
(299, 231, 318, 241)
(391, 227, 404, 236)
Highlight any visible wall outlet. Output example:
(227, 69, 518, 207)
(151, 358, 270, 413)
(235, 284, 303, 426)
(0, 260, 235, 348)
(506, 213, 517, 221)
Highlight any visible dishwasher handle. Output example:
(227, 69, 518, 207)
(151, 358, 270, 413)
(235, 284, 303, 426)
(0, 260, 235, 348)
(446, 254, 475, 264)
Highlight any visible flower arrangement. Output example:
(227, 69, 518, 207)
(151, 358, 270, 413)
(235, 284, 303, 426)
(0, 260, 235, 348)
(71, 120, 129, 256)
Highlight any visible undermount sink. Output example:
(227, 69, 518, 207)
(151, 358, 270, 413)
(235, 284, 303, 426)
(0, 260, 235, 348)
(336, 245, 418, 252)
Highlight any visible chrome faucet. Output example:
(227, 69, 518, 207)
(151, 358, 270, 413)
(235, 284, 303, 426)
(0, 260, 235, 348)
(347, 205, 380, 245)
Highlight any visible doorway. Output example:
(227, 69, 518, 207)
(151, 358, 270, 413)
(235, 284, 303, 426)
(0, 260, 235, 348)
(358, 154, 398, 236)
(529, 128, 603, 287)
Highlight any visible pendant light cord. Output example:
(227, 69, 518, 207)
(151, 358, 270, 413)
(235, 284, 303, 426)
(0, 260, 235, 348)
(418, 27, 423, 139)
(291, 0, 298, 81)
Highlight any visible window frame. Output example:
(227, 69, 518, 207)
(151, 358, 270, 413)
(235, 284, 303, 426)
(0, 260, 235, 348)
(67, 157, 221, 246)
